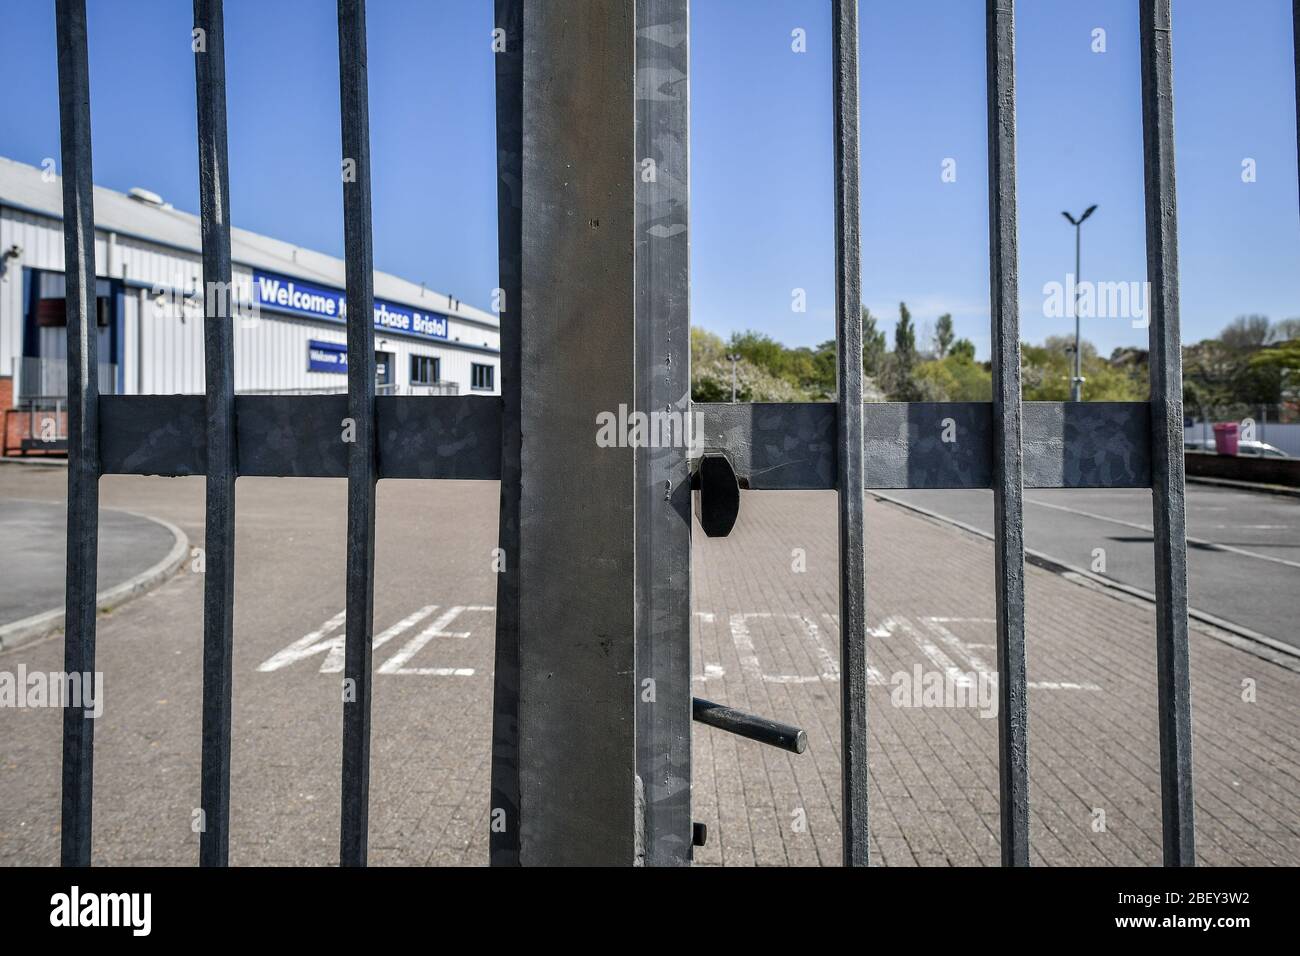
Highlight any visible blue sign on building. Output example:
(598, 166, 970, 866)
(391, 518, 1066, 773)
(308, 339, 348, 373)
(255, 270, 449, 342)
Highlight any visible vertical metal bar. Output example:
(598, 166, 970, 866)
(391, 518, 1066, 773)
(55, 0, 100, 868)
(336, 0, 378, 867)
(985, 0, 1030, 866)
(1138, 0, 1195, 866)
(518, 0, 637, 865)
(193, 0, 237, 868)
(1294, 0, 1299, 219)
(488, 0, 523, 868)
(635, 0, 692, 866)
(832, 0, 868, 867)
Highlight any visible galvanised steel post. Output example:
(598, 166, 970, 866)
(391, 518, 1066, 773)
(1138, 0, 1196, 866)
(986, 0, 1030, 866)
(193, 0, 238, 868)
(488, 0, 524, 868)
(54, 0, 100, 868)
(832, 0, 869, 867)
(336, 0, 379, 867)
(635, 0, 693, 866)
(517, 0, 638, 864)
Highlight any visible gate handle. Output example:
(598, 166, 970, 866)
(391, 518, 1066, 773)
(692, 697, 807, 754)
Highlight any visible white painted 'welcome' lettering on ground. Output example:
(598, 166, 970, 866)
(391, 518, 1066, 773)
(260, 605, 1099, 693)
(257, 605, 490, 675)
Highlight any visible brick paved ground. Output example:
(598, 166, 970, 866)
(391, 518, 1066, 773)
(691, 490, 1300, 867)
(0, 467, 1296, 865)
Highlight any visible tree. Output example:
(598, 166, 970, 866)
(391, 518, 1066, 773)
(1249, 340, 1300, 411)
(917, 321, 935, 361)
(727, 330, 788, 375)
(885, 301, 923, 401)
(690, 326, 835, 401)
(1220, 315, 1271, 351)
(914, 349, 992, 401)
(1183, 338, 1246, 417)
(949, 338, 976, 361)
(1182, 316, 1295, 419)
(1250, 339, 1300, 373)
(692, 327, 726, 366)
(934, 313, 954, 358)
(862, 307, 886, 377)
(895, 302, 916, 364)
(1021, 336, 1144, 401)
(811, 340, 837, 401)
(691, 353, 804, 402)
(1271, 318, 1300, 342)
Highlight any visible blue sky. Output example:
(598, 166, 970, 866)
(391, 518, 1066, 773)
(1, 0, 1296, 360)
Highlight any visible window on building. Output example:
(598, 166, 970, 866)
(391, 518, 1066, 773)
(410, 354, 440, 385)
(471, 363, 494, 391)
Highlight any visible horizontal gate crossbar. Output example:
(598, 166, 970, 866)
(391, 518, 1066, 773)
(99, 394, 502, 479)
(98, 395, 1151, 490)
(699, 401, 1152, 490)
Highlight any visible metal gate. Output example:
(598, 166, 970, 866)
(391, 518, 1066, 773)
(50, 0, 1242, 866)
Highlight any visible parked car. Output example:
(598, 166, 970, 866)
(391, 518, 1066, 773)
(1184, 437, 1291, 458)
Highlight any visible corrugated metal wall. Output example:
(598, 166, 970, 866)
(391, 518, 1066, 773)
(0, 209, 64, 381)
(1, 206, 501, 397)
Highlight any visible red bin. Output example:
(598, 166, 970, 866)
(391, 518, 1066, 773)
(1212, 421, 1239, 456)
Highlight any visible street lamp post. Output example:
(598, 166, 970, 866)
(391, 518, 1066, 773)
(1061, 204, 1097, 402)
(725, 353, 741, 403)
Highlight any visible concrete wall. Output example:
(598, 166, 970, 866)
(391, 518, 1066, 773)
(1186, 450, 1300, 488)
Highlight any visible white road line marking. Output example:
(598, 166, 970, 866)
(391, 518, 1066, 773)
(728, 612, 765, 682)
(692, 663, 725, 682)
(728, 612, 843, 684)
(257, 609, 348, 672)
(1025, 496, 1300, 570)
(320, 604, 439, 673)
(260, 606, 447, 674)
(377, 605, 492, 675)
(921, 617, 993, 673)
(820, 612, 887, 685)
(921, 616, 1101, 692)
(1210, 524, 1288, 530)
(888, 616, 972, 688)
(800, 614, 840, 681)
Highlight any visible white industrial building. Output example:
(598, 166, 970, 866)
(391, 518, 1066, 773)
(0, 155, 500, 410)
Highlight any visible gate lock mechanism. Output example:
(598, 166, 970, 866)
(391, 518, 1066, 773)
(692, 452, 740, 538)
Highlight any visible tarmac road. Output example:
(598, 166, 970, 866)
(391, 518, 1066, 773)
(880, 484, 1300, 648)
(0, 497, 180, 627)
